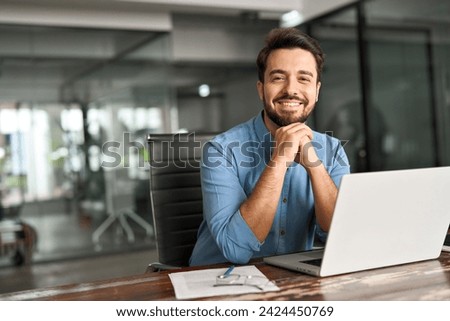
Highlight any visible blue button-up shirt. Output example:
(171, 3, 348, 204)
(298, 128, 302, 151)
(189, 112, 350, 266)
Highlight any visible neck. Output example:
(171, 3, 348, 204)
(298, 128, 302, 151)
(262, 111, 279, 137)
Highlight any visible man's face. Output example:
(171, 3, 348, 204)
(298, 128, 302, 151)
(257, 48, 321, 128)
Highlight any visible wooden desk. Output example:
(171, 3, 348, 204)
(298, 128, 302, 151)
(1, 251, 449, 301)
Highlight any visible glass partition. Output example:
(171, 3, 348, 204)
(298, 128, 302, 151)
(365, 27, 435, 170)
(0, 103, 83, 205)
(304, 0, 450, 171)
(0, 24, 171, 262)
(305, 7, 365, 172)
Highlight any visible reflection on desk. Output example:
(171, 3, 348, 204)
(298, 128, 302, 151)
(1, 251, 449, 301)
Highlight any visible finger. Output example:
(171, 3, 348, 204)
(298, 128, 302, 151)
(281, 122, 313, 138)
(287, 126, 313, 142)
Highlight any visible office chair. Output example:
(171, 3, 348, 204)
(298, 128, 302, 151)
(146, 133, 215, 271)
(92, 167, 154, 244)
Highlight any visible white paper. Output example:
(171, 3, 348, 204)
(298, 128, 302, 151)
(168, 265, 280, 300)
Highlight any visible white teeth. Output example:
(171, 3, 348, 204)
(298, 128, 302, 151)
(280, 102, 300, 107)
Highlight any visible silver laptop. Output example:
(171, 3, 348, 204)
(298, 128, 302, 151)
(263, 166, 450, 277)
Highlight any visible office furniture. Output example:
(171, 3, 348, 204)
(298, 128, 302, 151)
(1, 251, 449, 300)
(0, 204, 36, 265)
(0, 219, 36, 266)
(92, 168, 154, 244)
(147, 133, 215, 269)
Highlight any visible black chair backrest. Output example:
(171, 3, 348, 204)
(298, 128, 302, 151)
(147, 133, 215, 267)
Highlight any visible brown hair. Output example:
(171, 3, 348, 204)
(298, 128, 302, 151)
(256, 28, 324, 82)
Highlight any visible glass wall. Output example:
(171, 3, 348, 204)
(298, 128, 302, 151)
(305, 7, 365, 172)
(366, 28, 435, 170)
(0, 103, 83, 207)
(305, 0, 450, 172)
(0, 25, 172, 263)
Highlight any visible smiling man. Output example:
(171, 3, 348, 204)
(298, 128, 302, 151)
(190, 28, 350, 266)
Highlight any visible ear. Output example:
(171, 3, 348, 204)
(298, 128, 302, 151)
(315, 81, 321, 102)
(256, 81, 264, 100)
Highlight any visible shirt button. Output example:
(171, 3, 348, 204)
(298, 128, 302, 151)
(282, 197, 287, 203)
(280, 229, 286, 236)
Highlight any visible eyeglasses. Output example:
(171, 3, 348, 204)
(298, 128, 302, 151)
(214, 274, 274, 291)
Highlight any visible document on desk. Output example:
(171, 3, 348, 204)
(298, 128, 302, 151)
(168, 265, 280, 300)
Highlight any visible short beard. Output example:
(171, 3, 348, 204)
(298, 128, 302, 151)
(264, 96, 311, 127)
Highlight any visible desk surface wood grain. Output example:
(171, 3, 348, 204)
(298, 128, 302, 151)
(1, 251, 449, 301)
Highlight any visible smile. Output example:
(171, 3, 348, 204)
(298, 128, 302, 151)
(277, 100, 302, 107)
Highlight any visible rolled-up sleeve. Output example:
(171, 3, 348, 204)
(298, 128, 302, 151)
(315, 136, 351, 242)
(201, 141, 262, 264)
(329, 138, 351, 187)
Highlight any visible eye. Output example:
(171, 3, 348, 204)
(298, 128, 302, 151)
(271, 75, 285, 82)
(299, 77, 311, 83)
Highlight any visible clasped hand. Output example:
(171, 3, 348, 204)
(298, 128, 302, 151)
(272, 122, 320, 168)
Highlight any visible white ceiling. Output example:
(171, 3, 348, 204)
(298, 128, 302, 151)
(0, 0, 357, 30)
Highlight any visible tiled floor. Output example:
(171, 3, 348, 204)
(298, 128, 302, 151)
(0, 202, 158, 295)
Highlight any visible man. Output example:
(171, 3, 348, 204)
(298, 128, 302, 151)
(190, 28, 350, 266)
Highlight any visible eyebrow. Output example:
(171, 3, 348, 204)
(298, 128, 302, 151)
(298, 70, 314, 77)
(269, 69, 314, 77)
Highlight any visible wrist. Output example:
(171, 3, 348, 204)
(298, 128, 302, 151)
(303, 156, 322, 169)
(305, 159, 324, 175)
(269, 154, 292, 170)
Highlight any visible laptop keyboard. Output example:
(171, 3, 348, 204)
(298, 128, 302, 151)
(303, 258, 323, 267)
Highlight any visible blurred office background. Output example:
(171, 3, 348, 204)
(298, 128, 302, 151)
(0, 0, 449, 293)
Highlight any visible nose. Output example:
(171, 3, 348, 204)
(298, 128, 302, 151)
(284, 76, 298, 96)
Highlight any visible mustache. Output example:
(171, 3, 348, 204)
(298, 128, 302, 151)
(274, 95, 309, 105)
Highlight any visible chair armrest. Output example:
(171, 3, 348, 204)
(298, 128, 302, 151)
(146, 262, 183, 273)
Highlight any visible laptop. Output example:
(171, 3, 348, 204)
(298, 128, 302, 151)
(443, 233, 450, 252)
(263, 166, 450, 277)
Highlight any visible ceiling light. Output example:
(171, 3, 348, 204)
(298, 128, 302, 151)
(280, 10, 303, 28)
(198, 84, 210, 97)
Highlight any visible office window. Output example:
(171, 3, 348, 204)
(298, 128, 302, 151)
(307, 8, 365, 172)
(306, 0, 450, 171)
(365, 0, 448, 169)
(366, 29, 435, 169)
(0, 103, 85, 208)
